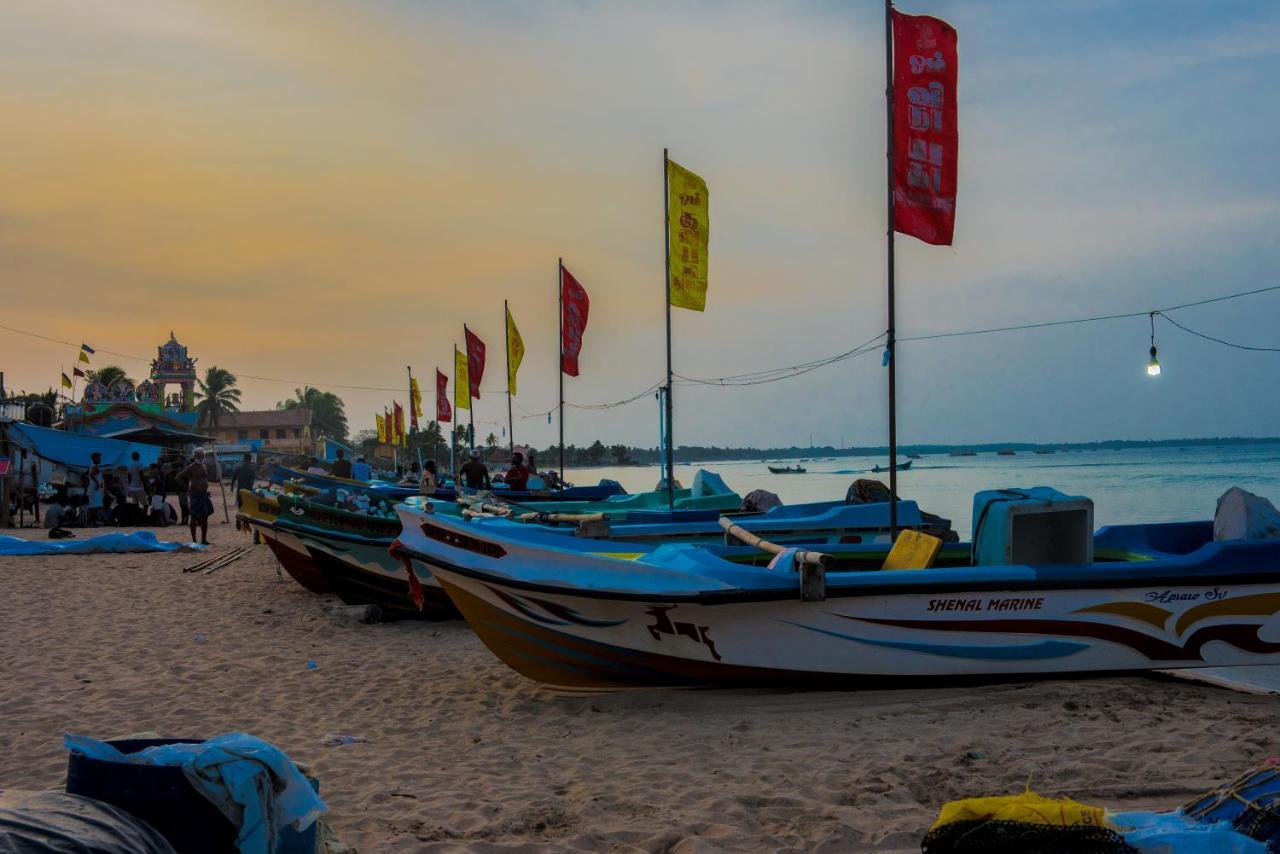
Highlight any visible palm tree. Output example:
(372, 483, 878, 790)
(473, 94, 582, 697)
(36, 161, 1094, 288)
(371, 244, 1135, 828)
(486, 432, 498, 451)
(277, 386, 348, 440)
(195, 366, 241, 430)
(85, 365, 131, 388)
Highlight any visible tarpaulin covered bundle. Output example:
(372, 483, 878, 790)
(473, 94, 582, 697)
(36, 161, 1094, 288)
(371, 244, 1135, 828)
(1183, 760, 1280, 851)
(1215, 487, 1280, 542)
(1110, 809, 1266, 853)
(0, 531, 197, 556)
(64, 733, 325, 854)
(922, 789, 1137, 854)
(0, 789, 176, 854)
(3, 422, 161, 470)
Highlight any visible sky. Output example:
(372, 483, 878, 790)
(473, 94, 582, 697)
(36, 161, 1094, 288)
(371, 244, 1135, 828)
(1, 0, 1278, 449)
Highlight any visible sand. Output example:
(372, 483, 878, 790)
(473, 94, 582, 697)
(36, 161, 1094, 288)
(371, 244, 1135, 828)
(1, 522, 1278, 852)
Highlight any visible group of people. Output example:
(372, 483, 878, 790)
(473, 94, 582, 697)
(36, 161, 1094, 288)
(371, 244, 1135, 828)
(58, 447, 259, 545)
(393, 449, 536, 496)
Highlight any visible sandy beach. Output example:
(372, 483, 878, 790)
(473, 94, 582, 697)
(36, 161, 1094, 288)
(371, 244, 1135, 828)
(1, 524, 1277, 852)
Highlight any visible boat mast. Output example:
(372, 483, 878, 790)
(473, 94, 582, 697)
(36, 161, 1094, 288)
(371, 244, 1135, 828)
(558, 257, 566, 482)
(663, 148, 675, 509)
(504, 300, 514, 457)
(884, 0, 899, 540)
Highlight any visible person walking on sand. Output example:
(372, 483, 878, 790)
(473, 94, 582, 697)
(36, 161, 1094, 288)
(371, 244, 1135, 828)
(126, 451, 148, 509)
(83, 452, 105, 526)
(177, 447, 215, 545)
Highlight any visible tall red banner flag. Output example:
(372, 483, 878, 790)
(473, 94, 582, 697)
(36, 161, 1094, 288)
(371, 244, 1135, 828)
(436, 369, 452, 422)
(560, 266, 590, 376)
(464, 328, 485, 399)
(892, 10, 958, 246)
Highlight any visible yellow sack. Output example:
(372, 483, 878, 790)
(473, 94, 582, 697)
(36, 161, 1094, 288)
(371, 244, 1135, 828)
(931, 789, 1109, 831)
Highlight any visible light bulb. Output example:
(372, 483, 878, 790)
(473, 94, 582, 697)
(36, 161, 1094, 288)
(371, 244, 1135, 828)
(1147, 345, 1161, 377)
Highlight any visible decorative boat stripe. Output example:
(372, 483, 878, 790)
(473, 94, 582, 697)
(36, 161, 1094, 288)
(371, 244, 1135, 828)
(779, 620, 1088, 660)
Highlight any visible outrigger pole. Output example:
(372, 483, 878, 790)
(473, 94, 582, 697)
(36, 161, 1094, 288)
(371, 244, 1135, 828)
(884, 0, 899, 540)
(663, 148, 675, 510)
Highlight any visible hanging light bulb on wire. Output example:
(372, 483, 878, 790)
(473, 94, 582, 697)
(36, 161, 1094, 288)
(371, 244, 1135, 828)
(1147, 311, 1162, 377)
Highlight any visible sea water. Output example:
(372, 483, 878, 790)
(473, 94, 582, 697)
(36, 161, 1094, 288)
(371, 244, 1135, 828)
(572, 443, 1280, 693)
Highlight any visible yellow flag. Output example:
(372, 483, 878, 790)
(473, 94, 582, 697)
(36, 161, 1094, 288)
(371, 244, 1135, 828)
(454, 347, 470, 411)
(78, 351, 90, 365)
(667, 158, 709, 312)
(506, 305, 524, 396)
(409, 377, 423, 419)
(375, 413, 387, 443)
(61, 372, 73, 389)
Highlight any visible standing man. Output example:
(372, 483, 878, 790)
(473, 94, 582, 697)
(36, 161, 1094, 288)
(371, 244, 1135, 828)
(331, 449, 352, 479)
(459, 448, 491, 490)
(177, 447, 215, 545)
(126, 451, 148, 509)
(351, 456, 372, 482)
(83, 452, 105, 526)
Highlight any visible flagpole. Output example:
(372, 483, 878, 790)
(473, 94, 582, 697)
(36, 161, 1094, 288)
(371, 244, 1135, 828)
(464, 324, 475, 455)
(884, 0, 899, 540)
(558, 257, 566, 482)
(663, 148, 675, 509)
(504, 300, 514, 458)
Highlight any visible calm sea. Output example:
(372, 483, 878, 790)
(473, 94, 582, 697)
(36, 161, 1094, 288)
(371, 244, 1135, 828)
(574, 443, 1280, 693)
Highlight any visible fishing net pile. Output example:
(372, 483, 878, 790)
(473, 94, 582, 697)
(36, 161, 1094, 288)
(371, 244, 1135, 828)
(920, 790, 1136, 854)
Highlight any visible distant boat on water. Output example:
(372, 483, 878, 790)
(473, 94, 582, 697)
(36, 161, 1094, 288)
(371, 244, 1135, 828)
(997, 449, 1016, 456)
(907, 453, 922, 460)
(871, 460, 911, 473)
(949, 450, 977, 457)
(768, 465, 806, 474)
(1034, 449, 1056, 455)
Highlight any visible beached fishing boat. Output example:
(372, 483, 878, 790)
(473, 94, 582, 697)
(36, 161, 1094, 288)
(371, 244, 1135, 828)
(273, 495, 455, 619)
(872, 460, 911, 473)
(237, 489, 330, 594)
(269, 463, 627, 504)
(394, 489, 1280, 688)
(767, 465, 806, 474)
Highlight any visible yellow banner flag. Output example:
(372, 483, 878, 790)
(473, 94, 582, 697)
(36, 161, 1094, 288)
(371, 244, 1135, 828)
(667, 158, 709, 312)
(61, 372, 73, 389)
(454, 347, 470, 411)
(409, 377, 423, 419)
(375, 413, 387, 444)
(78, 350, 90, 365)
(506, 305, 524, 396)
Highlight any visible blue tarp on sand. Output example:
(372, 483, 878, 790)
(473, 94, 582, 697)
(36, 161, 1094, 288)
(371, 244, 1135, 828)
(4, 422, 162, 470)
(0, 531, 197, 556)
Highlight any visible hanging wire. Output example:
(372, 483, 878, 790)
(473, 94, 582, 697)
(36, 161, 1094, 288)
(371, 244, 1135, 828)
(1156, 312, 1280, 353)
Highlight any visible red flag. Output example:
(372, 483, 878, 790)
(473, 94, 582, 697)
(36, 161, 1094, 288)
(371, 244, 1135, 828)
(892, 10, 958, 246)
(436, 369, 451, 423)
(72, 366, 86, 378)
(560, 266, 590, 376)
(393, 401, 405, 444)
(464, 327, 485, 400)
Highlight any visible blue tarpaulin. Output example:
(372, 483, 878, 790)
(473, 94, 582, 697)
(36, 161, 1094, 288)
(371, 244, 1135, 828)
(4, 422, 161, 470)
(0, 531, 198, 556)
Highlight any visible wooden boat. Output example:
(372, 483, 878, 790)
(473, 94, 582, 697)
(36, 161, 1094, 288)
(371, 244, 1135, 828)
(872, 460, 911, 473)
(767, 465, 806, 474)
(394, 506, 1280, 688)
(236, 489, 329, 593)
(273, 495, 456, 620)
(997, 449, 1016, 456)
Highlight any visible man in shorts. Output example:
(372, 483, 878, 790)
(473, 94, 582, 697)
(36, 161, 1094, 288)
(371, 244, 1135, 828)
(177, 447, 215, 545)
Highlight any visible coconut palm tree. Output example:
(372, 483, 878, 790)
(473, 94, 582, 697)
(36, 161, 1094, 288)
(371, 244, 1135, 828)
(195, 366, 242, 430)
(277, 386, 348, 440)
(85, 365, 131, 388)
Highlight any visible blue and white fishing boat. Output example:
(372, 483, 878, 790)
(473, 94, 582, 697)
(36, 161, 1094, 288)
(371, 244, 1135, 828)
(393, 488, 1280, 688)
(268, 463, 629, 504)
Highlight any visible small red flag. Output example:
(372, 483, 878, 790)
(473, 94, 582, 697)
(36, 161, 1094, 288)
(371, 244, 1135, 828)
(464, 327, 485, 400)
(393, 401, 405, 444)
(892, 9, 958, 246)
(436, 369, 451, 423)
(560, 266, 590, 377)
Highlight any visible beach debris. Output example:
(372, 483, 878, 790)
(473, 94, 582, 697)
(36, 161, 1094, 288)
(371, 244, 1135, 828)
(193, 634, 207, 644)
(320, 734, 366, 746)
(322, 603, 384, 625)
(306, 660, 318, 670)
